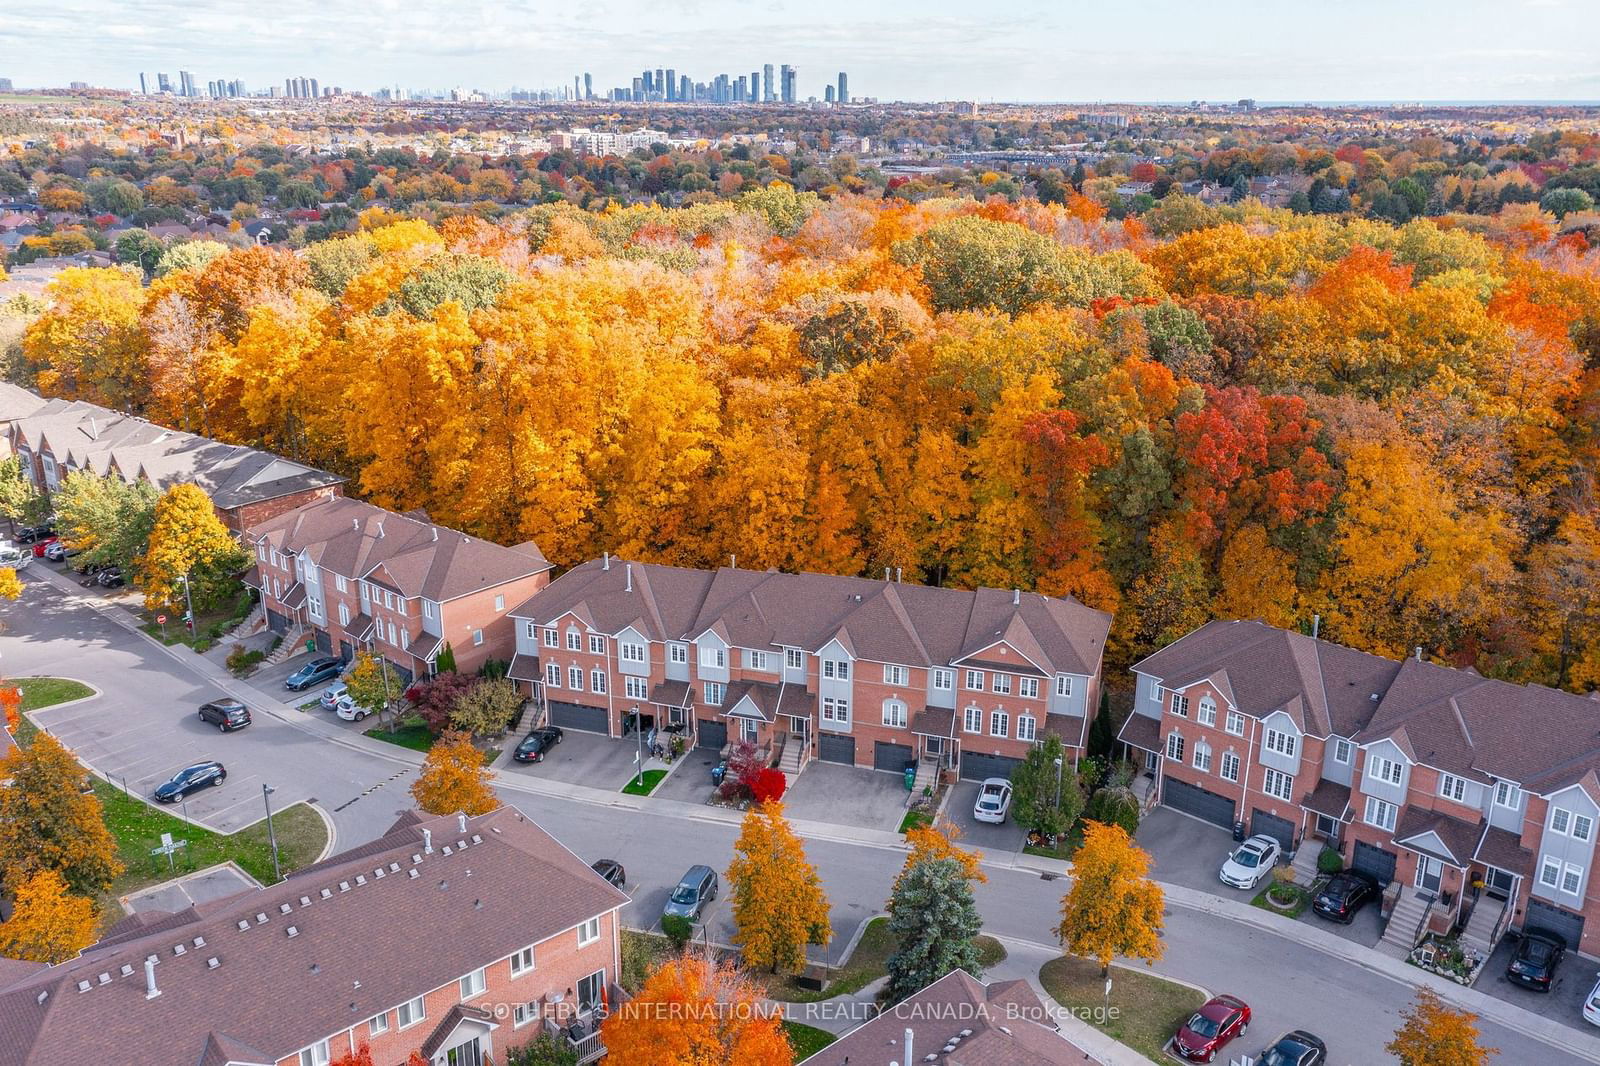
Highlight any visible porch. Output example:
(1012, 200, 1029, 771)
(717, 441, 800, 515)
(539, 980, 631, 1065)
(910, 706, 958, 797)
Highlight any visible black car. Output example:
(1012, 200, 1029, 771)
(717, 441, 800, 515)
(284, 656, 346, 691)
(96, 566, 125, 588)
(15, 521, 55, 543)
(513, 726, 564, 763)
(198, 698, 251, 731)
(1507, 929, 1565, 991)
(153, 761, 226, 802)
(591, 859, 627, 888)
(1310, 870, 1379, 924)
(1258, 1030, 1327, 1066)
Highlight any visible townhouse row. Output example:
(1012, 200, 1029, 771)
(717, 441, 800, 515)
(503, 555, 1114, 781)
(0, 808, 629, 1066)
(1121, 618, 1600, 957)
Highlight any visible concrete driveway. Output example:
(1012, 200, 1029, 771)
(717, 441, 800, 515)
(945, 779, 1027, 853)
(654, 744, 722, 804)
(1138, 806, 1263, 900)
(498, 728, 643, 789)
(1479, 934, 1598, 1033)
(784, 761, 909, 832)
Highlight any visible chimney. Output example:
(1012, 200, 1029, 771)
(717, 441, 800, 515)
(431, 527, 437, 541)
(423, 828, 433, 854)
(884, 567, 891, 581)
(895, 567, 902, 583)
(625, 563, 633, 593)
(457, 813, 467, 833)
(88, 416, 98, 440)
(904, 1027, 914, 1066)
(1012, 588, 1020, 606)
(730, 554, 736, 569)
(1415, 646, 1423, 662)
(1312, 614, 1320, 638)
(376, 521, 384, 538)
(352, 518, 358, 530)
(143, 958, 160, 1000)
(603, 552, 610, 570)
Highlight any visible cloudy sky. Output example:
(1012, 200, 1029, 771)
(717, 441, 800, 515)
(5, 0, 1598, 102)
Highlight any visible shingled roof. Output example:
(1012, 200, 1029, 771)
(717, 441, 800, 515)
(0, 808, 625, 1066)
(513, 558, 1111, 676)
(247, 496, 550, 602)
(1131, 619, 1403, 738)
(10, 396, 344, 509)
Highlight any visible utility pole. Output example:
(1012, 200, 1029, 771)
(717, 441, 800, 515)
(263, 784, 281, 881)
(180, 570, 195, 637)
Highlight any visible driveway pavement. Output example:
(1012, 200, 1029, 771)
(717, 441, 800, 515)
(1480, 934, 1597, 1032)
(121, 864, 259, 915)
(946, 779, 1028, 853)
(1138, 805, 1262, 897)
(654, 744, 722, 804)
(496, 728, 643, 789)
(784, 761, 909, 832)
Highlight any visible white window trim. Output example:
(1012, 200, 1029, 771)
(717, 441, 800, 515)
(933, 668, 953, 691)
(1575, 814, 1594, 843)
(1495, 781, 1521, 809)
(1220, 751, 1239, 782)
(1333, 739, 1352, 764)
(460, 967, 487, 999)
(1225, 711, 1245, 737)
(1018, 677, 1039, 699)
(509, 944, 535, 977)
(1264, 728, 1297, 759)
(1017, 714, 1036, 742)
(963, 706, 982, 734)
(368, 1012, 389, 1037)
(1562, 864, 1583, 896)
(298, 1041, 330, 1066)
(882, 700, 908, 728)
(1263, 767, 1294, 802)
(966, 669, 985, 690)
(989, 710, 1009, 738)
(1540, 857, 1562, 888)
(1439, 774, 1466, 803)
(992, 673, 1011, 695)
(397, 995, 427, 1029)
(1055, 675, 1073, 697)
(578, 916, 601, 946)
(1365, 797, 1398, 832)
(1166, 731, 1184, 762)
(1197, 698, 1216, 727)
(785, 648, 805, 670)
(669, 642, 688, 664)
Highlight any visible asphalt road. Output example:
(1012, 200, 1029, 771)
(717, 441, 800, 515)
(0, 575, 418, 844)
(3, 573, 1594, 1064)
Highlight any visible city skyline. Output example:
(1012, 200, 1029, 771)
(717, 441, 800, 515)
(4, 0, 1600, 103)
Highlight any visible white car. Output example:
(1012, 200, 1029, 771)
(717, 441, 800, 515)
(973, 778, 1013, 824)
(0, 544, 32, 568)
(319, 681, 350, 709)
(333, 695, 370, 722)
(1220, 835, 1281, 889)
(1584, 974, 1600, 1027)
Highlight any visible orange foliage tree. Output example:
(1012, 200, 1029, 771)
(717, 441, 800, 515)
(601, 956, 793, 1066)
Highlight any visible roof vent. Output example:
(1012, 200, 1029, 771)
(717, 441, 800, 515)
(173, 944, 186, 956)
(279, 903, 292, 914)
(355, 874, 367, 885)
(119, 964, 133, 977)
(255, 912, 268, 924)
(97, 973, 111, 986)
(431, 526, 438, 541)
(473, 898, 482, 910)
(411, 854, 422, 864)
(286, 926, 299, 938)
(376, 520, 384, 538)
(76, 980, 91, 994)
(408, 869, 419, 879)
(423, 829, 433, 854)
(339, 880, 350, 892)
(144, 959, 160, 1001)
(470, 834, 482, 844)
(388, 862, 401, 872)
(442, 845, 453, 856)
(236, 920, 251, 931)
(439, 879, 449, 891)
(192, 936, 205, 948)
(626, 562, 633, 592)
(206, 957, 219, 969)
(603, 551, 610, 570)
(924, 1055, 938, 1063)
(300, 895, 313, 907)
(959, 1029, 972, 1037)
(458, 812, 468, 834)
(320, 888, 333, 899)
(310, 963, 321, 975)
(352, 518, 358, 530)
(374, 868, 386, 879)
(1013, 587, 1020, 605)
(457, 838, 468, 850)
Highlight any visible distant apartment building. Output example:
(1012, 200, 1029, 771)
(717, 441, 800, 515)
(0, 808, 628, 1066)
(7, 394, 345, 532)
(1124, 619, 1600, 958)
(837, 72, 849, 104)
(763, 63, 775, 102)
(245, 497, 551, 683)
(508, 558, 1110, 782)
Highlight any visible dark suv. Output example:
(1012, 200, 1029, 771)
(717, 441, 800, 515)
(198, 698, 251, 731)
(1311, 871, 1379, 924)
(1506, 929, 1565, 991)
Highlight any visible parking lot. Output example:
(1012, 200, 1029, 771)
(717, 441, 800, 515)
(496, 728, 646, 789)
(945, 779, 1028, 853)
(122, 864, 260, 915)
(784, 760, 910, 832)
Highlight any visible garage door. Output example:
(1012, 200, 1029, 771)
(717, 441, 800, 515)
(1162, 776, 1235, 828)
(961, 751, 1024, 782)
(313, 629, 332, 654)
(1250, 809, 1297, 852)
(1352, 842, 1397, 886)
(818, 733, 856, 765)
(1526, 899, 1586, 951)
(874, 741, 914, 774)
(697, 718, 727, 751)
(549, 700, 609, 735)
(266, 609, 290, 634)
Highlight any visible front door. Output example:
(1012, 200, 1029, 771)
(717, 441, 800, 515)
(441, 1038, 481, 1066)
(1484, 866, 1515, 901)
(788, 714, 809, 746)
(1416, 856, 1443, 894)
(1314, 814, 1340, 845)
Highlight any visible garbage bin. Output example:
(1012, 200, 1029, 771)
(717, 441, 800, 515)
(903, 766, 916, 791)
(1232, 820, 1246, 842)
(305, 636, 316, 652)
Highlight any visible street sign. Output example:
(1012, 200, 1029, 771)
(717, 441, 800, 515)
(156, 614, 167, 624)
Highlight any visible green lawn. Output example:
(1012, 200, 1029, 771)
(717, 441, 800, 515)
(137, 586, 254, 652)
(364, 718, 435, 751)
(95, 780, 327, 927)
(783, 1021, 836, 1058)
(898, 810, 931, 834)
(1252, 879, 1311, 919)
(766, 916, 1007, 1003)
(622, 769, 668, 796)
(1040, 955, 1205, 1062)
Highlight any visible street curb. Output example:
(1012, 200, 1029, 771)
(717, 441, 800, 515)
(307, 799, 339, 863)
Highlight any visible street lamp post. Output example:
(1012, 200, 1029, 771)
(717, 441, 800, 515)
(179, 570, 195, 636)
(263, 784, 281, 881)
(1053, 755, 1064, 810)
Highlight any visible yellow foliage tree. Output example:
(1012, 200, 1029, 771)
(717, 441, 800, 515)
(0, 869, 98, 963)
(21, 266, 147, 406)
(892, 821, 985, 905)
(1386, 988, 1495, 1066)
(1054, 821, 1164, 977)
(138, 483, 249, 612)
(0, 732, 123, 896)
(0, 566, 22, 601)
(409, 729, 496, 816)
(726, 801, 831, 973)
(601, 956, 793, 1066)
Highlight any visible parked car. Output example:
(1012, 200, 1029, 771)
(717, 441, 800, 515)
(333, 695, 371, 722)
(591, 859, 627, 888)
(96, 565, 125, 588)
(1506, 929, 1565, 992)
(1219, 835, 1281, 890)
(284, 656, 346, 691)
(1310, 870, 1379, 924)
(1582, 973, 1600, 1026)
(15, 521, 54, 543)
(318, 681, 350, 709)
(1257, 1031, 1326, 1066)
(197, 699, 251, 731)
(0, 544, 32, 567)
(1173, 994, 1251, 1062)
(153, 761, 226, 802)
(513, 726, 564, 763)
(972, 777, 1013, 824)
(29, 534, 59, 557)
(662, 865, 718, 921)
(44, 540, 78, 562)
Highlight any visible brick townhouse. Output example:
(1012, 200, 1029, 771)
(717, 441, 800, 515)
(1122, 618, 1600, 958)
(506, 556, 1111, 783)
(0, 807, 629, 1066)
(7, 393, 346, 531)
(245, 497, 552, 683)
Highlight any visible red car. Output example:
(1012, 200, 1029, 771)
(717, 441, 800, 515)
(30, 534, 59, 557)
(1173, 994, 1251, 1062)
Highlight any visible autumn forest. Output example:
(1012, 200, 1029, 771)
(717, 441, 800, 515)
(12, 186, 1600, 692)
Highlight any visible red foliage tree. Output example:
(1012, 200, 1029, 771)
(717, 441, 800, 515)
(330, 1045, 374, 1066)
(404, 671, 481, 735)
(750, 767, 787, 803)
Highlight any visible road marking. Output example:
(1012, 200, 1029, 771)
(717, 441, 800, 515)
(332, 768, 412, 812)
